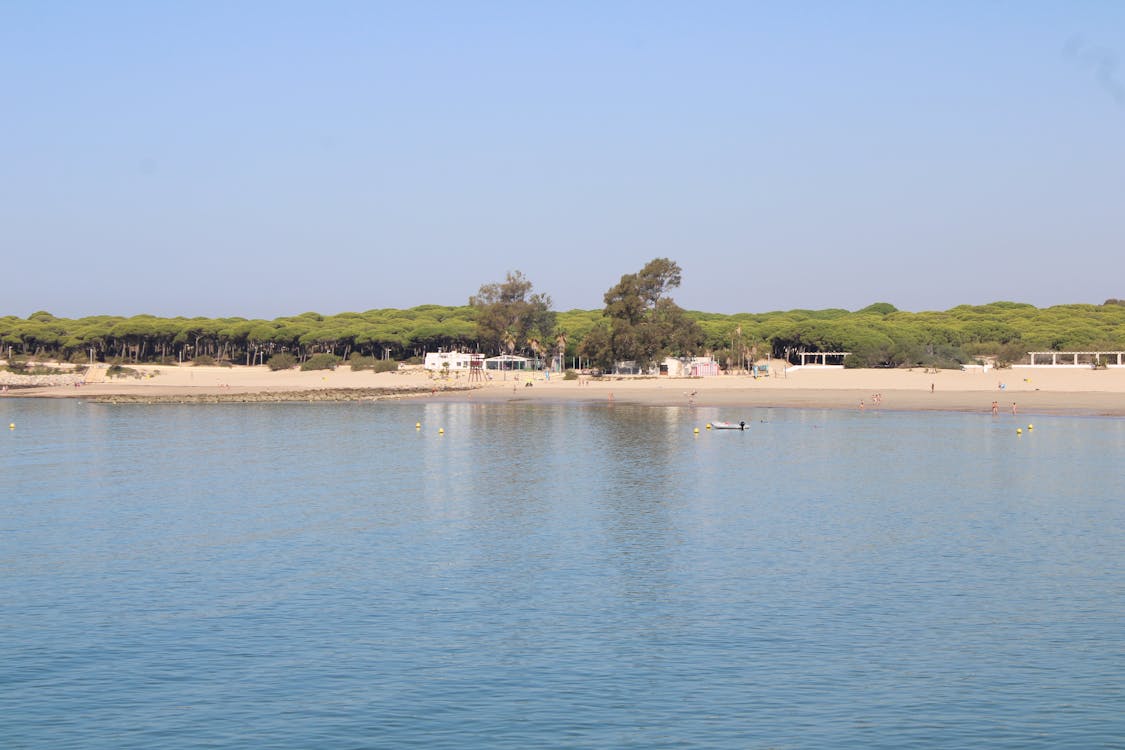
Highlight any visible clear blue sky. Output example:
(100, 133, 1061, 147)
(3, 1, 1123, 318)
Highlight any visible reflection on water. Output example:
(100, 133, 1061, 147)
(2, 400, 1123, 749)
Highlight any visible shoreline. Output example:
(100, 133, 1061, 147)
(434, 388, 1125, 417)
(79, 386, 456, 404)
(3, 362, 1124, 416)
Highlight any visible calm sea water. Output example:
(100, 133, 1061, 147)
(2, 399, 1123, 749)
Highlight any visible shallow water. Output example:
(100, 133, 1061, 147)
(2, 400, 1123, 748)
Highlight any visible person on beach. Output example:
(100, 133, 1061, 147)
(1011, 402, 1017, 415)
(992, 401, 999, 416)
(931, 383, 935, 393)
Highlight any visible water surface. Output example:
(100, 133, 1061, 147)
(2, 400, 1123, 748)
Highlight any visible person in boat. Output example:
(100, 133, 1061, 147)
(739, 420, 746, 431)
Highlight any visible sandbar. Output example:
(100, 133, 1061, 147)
(4, 363, 1124, 416)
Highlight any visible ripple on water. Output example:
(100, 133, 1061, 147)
(2, 402, 1123, 748)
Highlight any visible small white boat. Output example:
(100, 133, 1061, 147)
(711, 420, 747, 430)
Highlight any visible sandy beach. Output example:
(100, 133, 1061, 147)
(4, 363, 1124, 416)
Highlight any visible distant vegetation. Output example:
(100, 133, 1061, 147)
(3, 282, 1125, 371)
(105, 364, 142, 379)
(469, 270, 555, 358)
(299, 353, 342, 371)
(347, 353, 399, 373)
(578, 258, 702, 370)
(266, 352, 298, 371)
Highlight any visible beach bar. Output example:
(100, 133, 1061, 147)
(484, 355, 541, 371)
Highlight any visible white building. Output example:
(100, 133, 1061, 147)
(423, 351, 484, 372)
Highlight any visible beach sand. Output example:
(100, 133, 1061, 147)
(5, 363, 1125, 416)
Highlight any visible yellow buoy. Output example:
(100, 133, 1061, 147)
(1028, 424, 1034, 430)
(706, 423, 712, 430)
(693, 427, 699, 434)
(439, 428, 445, 434)
(8, 423, 13, 430)
(415, 422, 421, 429)
(1016, 428, 1022, 435)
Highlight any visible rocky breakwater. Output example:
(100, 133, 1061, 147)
(0, 371, 86, 389)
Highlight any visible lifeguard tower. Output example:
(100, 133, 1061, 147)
(468, 358, 485, 383)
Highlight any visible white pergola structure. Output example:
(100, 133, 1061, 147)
(1027, 351, 1125, 366)
(798, 352, 850, 366)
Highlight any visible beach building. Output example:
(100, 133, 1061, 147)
(423, 351, 484, 373)
(660, 356, 720, 377)
(608, 357, 720, 376)
(484, 354, 541, 371)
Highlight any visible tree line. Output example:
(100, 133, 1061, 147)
(4, 259, 1125, 370)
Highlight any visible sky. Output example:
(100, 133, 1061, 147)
(2, 1, 1124, 319)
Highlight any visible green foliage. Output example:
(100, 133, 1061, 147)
(857, 302, 898, 316)
(347, 353, 377, 371)
(192, 355, 216, 366)
(347, 353, 398, 372)
(580, 258, 703, 370)
(300, 353, 341, 371)
(563, 369, 578, 380)
(991, 343, 1030, 368)
(3, 293, 1125, 372)
(106, 364, 141, 378)
(4, 360, 57, 375)
(266, 352, 298, 371)
(470, 271, 556, 356)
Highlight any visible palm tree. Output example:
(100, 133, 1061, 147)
(555, 330, 568, 370)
